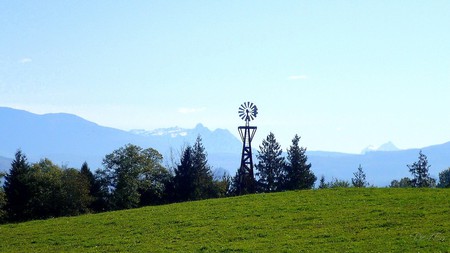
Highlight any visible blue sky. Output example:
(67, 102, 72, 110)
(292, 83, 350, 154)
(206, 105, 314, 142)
(1, 1, 450, 153)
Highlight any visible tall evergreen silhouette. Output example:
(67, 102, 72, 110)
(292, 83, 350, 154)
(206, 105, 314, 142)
(284, 135, 316, 190)
(3, 150, 31, 221)
(174, 136, 214, 201)
(255, 132, 285, 192)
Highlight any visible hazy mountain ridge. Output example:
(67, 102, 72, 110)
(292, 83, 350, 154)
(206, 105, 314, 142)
(0, 107, 242, 171)
(1, 107, 449, 186)
(0, 156, 12, 173)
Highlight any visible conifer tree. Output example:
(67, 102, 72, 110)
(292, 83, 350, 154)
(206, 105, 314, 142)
(192, 136, 214, 199)
(173, 136, 214, 201)
(407, 151, 434, 187)
(351, 164, 367, 188)
(284, 135, 316, 190)
(173, 146, 195, 201)
(3, 150, 31, 221)
(255, 132, 285, 192)
(318, 175, 327, 189)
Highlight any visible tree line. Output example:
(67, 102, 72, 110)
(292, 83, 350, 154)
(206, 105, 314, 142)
(1, 133, 449, 224)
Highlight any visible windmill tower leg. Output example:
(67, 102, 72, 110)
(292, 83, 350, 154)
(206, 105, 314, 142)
(238, 125, 257, 194)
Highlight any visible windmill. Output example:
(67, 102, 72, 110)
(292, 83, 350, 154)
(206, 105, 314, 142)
(237, 102, 258, 194)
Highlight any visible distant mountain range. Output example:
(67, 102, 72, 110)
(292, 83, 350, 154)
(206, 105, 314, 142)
(1, 106, 449, 186)
(0, 107, 241, 173)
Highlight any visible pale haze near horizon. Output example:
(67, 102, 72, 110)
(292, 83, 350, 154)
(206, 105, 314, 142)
(1, 1, 450, 154)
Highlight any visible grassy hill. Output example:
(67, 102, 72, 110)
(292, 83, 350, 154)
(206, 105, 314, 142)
(0, 188, 448, 252)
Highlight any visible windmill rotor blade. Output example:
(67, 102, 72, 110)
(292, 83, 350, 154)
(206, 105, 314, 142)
(238, 102, 258, 121)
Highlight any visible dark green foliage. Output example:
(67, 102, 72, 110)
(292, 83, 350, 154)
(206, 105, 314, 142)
(230, 166, 256, 195)
(80, 162, 105, 211)
(437, 168, 450, 188)
(352, 164, 367, 188)
(26, 159, 64, 219)
(0, 172, 6, 223)
(328, 178, 351, 188)
(3, 150, 31, 221)
(318, 176, 351, 188)
(407, 151, 435, 188)
(192, 136, 215, 199)
(173, 146, 196, 201)
(390, 177, 413, 188)
(319, 175, 327, 189)
(284, 134, 316, 190)
(173, 136, 215, 201)
(80, 162, 94, 192)
(100, 144, 170, 210)
(138, 158, 172, 206)
(4, 153, 93, 221)
(255, 132, 285, 192)
(213, 172, 232, 198)
(91, 168, 112, 212)
(60, 168, 92, 216)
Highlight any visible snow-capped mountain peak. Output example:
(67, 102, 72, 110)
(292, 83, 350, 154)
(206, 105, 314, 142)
(361, 141, 400, 154)
(130, 127, 188, 138)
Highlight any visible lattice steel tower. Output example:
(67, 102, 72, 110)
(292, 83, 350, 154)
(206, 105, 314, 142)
(237, 102, 258, 194)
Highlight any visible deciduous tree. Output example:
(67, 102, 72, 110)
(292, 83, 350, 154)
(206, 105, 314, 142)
(437, 168, 450, 188)
(101, 144, 170, 210)
(26, 159, 63, 219)
(390, 177, 413, 188)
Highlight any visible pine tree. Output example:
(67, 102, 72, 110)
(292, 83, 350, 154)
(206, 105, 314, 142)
(192, 136, 214, 199)
(3, 150, 31, 221)
(351, 164, 367, 188)
(284, 134, 316, 190)
(318, 175, 327, 189)
(407, 151, 434, 188)
(255, 132, 285, 192)
(173, 136, 214, 201)
(80, 162, 95, 190)
(173, 146, 195, 201)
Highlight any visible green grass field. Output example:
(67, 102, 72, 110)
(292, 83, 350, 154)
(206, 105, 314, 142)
(0, 188, 448, 252)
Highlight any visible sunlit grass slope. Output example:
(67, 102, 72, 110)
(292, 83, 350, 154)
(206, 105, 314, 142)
(1, 188, 449, 252)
